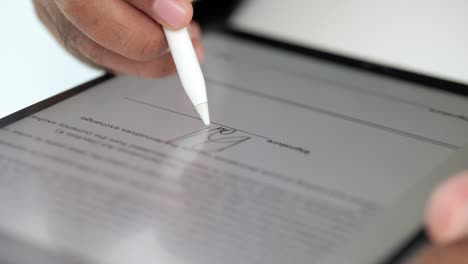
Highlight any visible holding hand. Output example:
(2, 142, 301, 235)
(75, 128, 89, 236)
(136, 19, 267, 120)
(33, 0, 204, 78)
(409, 171, 468, 263)
(426, 171, 468, 244)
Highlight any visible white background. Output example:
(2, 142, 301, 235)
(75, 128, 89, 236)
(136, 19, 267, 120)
(0, 1, 103, 119)
(232, 0, 468, 86)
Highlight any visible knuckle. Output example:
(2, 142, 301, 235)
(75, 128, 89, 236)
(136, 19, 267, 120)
(60, 0, 86, 18)
(78, 39, 106, 66)
(56, 24, 72, 50)
(86, 47, 106, 66)
(127, 32, 167, 61)
(62, 28, 79, 51)
(151, 64, 175, 78)
(138, 63, 174, 78)
(32, 0, 43, 9)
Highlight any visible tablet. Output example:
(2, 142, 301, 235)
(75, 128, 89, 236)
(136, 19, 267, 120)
(1, 32, 468, 264)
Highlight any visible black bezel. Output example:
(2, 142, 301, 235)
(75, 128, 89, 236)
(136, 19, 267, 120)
(0, 74, 113, 128)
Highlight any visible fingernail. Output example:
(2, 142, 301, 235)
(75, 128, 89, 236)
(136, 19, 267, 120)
(153, 0, 186, 28)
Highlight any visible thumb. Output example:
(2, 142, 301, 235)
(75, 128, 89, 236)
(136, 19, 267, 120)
(126, 0, 194, 30)
(426, 171, 468, 243)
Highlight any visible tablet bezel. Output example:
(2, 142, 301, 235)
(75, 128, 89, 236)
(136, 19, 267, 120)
(0, 74, 112, 128)
(226, 29, 468, 98)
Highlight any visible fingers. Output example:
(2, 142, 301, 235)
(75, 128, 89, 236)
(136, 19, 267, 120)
(426, 171, 468, 244)
(34, 0, 97, 67)
(35, 0, 203, 78)
(81, 22, 203, 77)
(77, 23, 204, 77)
(125, 0, 194, 30)
(38, 0, 203, 78)
(55, 0, 170, 61)
(410, 240, 468, 264)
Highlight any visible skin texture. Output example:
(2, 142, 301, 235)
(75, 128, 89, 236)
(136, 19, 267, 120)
(406, 171, 468, 263)
(426, 171, 468, 244)
(33, 0, 204, 78)
(409, 239, 468, 264)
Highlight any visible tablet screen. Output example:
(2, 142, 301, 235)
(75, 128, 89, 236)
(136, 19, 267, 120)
(1, 33, 468, 263)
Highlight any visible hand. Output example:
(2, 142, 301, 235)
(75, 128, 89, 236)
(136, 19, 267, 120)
(426, 171, 468, 243)
(408, 171, 468, 263)
(33, 0, 204, 78)
(409, 240, 468, 264)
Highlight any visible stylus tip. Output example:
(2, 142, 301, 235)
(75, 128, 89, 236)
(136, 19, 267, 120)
(196, 102, 210, 126)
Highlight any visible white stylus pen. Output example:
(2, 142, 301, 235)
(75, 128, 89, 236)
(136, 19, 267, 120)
(163, 27, 210, 126)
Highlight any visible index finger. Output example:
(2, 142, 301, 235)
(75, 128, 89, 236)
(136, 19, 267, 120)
(125, 0, 194, 30)
(55, 0, 171, 61)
